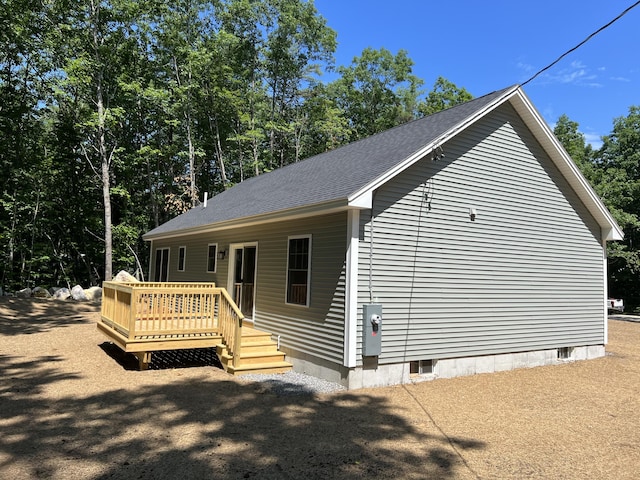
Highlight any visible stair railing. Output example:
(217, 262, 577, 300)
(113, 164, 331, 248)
(217, 288, 245, 366)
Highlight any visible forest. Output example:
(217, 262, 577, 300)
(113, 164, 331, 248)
(2, 0, 639, 309)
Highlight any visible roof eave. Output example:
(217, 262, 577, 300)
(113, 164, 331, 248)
(142, 198, 352, 241)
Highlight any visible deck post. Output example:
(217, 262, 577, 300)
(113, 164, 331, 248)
(128, 288, 137, 340)
(135, 351, 152, 370)
(233, 317, 242, 368)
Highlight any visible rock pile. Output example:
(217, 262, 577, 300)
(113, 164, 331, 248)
(3, 270, 140, 302)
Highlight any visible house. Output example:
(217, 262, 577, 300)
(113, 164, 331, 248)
(143, 85, 623, 389)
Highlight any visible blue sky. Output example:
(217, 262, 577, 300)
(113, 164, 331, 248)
(313, 1, 640, 148)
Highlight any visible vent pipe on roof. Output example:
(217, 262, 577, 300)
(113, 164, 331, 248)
(203, 192, 208, 208)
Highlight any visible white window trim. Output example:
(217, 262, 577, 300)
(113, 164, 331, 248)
(285, 234, 311, 307)
(206, 243, 218, 273)
(177, 246, 186, 272)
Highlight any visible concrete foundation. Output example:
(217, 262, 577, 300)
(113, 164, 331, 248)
(283, 345, 606, 390)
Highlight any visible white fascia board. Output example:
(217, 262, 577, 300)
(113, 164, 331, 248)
(510, 89, 624, 242)
(347, 86, 519, 208)
(348, 190, 372, 209)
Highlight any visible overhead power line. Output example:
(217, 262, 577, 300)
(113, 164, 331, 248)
(522, 0, 640, 86)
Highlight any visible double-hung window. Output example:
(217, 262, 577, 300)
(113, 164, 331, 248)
(178, 246, 186, 271)
(286, 235, 311, 306)
(207, 244, 218, 273)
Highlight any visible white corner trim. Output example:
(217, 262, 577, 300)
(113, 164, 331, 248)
(344, 209, 360, 367)
(602, 239, 609, 345)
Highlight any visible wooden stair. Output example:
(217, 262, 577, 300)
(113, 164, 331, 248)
(217, 327, 292, 375)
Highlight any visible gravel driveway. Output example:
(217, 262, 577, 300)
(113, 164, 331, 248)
(1, 298, 639, 479)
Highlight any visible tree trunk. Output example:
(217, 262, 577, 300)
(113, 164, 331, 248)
(185, 115, 197, 206)
(92, 0, 112, 281)
(98, 89, 113, 282)
(209, 114, 228, 187)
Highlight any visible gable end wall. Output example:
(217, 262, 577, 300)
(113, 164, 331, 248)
(357, 103, 605, 364)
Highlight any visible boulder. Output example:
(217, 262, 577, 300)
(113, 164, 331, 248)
(70, 285, 88, 301)
(84, 286, 102, 301)
(113, 270, 139, 283)
(53, 287, 71, 301)
(32, 286, 51, 298)
(16, 287, 32, 298)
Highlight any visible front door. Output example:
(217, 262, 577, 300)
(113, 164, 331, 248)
(230, 244, 257, 319)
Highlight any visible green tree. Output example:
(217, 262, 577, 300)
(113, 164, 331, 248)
(419, 76, 473, 116)
(329, 48, 422, 140)
(261, 0, 336, 168)
(329, 47, 423, 140)
(593, 107, 640, 308)
(0, 0, 55, 288)
(54, 0, 142, 281)
(553, 114, 596, 179)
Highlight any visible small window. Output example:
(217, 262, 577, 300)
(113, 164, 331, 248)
(410, 359, 435, 375)
(178, 246, 186, 271)
(558, 347, 573, 360)
(207, 244, 218, 273)
(286, 235, 311, 306)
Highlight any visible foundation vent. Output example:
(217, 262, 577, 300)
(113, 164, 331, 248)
(557, 347, 573, 360)
(410, 359, 435, 375)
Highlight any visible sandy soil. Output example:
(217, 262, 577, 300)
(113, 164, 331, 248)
(1, 297, 639, 479)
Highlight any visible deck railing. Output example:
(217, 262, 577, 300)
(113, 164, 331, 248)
(218, 287, 244, 361)
(100, 281, 244, 364)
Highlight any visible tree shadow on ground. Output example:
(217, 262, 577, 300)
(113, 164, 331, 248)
(0, 298, 99, 336)
(0, 353, 486, 479)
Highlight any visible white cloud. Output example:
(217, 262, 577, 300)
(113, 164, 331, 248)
(583, 132, 603, 149)
(610, 76, 631, 82)
(534, 59, 603, 87)
(517, 61, 534, 73)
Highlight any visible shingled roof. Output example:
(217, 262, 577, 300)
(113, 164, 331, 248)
(143, 85, 623, 241)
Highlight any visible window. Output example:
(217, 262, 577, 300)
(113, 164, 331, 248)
(286, 235, 311, 306)
(154, 248, 169, 282)
(558, 347, 573, 360)
(410, 359, 435, 375)
(178, 246, 186, 271)
(207, 244, 217, 273)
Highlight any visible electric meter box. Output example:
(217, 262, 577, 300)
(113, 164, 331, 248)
(363, 304, 382, 356)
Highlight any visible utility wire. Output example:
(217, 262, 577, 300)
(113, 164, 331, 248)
(522, 0, 640, 86)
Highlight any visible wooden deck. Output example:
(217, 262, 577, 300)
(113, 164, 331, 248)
(98, 281, 291, 373)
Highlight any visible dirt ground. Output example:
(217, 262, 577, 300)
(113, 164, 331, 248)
(1, 298, 639, 479)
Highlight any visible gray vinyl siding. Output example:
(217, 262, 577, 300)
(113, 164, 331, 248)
(357, 103, 605, 364)
(150, 212, 348, 365)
